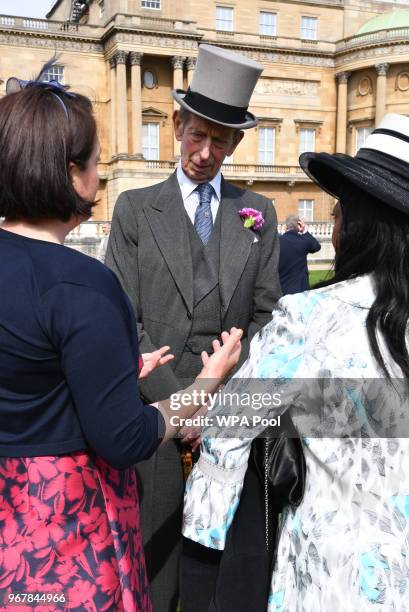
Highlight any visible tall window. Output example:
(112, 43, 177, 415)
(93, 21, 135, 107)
(142, 123, 159, 160)
(258, 127, 275, 165)
(216, 6, 234, 31)
(301, 16, 317, 40)
(356, 126, 372, 153)
(43, 65, 64, 83)
(299, 199, 314, 222)
(259, 12, 276, 36)
(141, 0, 161, 8)
(299, 128, 315, 154)
(99, 0, 105, 18)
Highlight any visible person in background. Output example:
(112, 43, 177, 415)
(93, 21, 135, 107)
(0, 64, 242, 612)
(106, 44, 281, 611)
(278, 214, 321, 295)
(96, 221, 111, 262)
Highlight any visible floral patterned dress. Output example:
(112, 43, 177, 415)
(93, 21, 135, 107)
(0, 452, 151, 612)
(183, 275, 409, 611)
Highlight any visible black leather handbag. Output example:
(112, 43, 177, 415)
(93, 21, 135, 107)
(208, 410, 306, 612)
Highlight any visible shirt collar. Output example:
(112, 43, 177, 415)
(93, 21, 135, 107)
(176, 163, 222, 202)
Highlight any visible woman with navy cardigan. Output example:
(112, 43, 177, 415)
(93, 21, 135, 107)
(0, 69, 241, 611)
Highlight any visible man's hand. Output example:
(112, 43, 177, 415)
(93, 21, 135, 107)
(138, 346, 174, 379)
(199, 328, 242, 380)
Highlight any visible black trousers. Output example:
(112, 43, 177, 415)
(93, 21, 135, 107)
(179, 538, 222, 612)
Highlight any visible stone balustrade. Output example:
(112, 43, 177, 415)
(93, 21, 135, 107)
(200, 27, 336, 53)
(336, 26, 409, 52)
(0, 14, 101, 36)
(66, 220, 335, 265)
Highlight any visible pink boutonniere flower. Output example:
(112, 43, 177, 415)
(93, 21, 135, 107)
(239, 208, 265, 231)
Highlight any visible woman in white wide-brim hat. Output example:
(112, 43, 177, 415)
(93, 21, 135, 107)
(183, 113, 409, 610)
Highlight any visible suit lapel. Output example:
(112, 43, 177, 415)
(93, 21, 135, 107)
(144, 173, 194, 315)
(219, 179, 255, 317)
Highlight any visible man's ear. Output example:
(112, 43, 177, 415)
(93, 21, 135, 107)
(173, 110, 184, 142)
(227, 130, 244, 155)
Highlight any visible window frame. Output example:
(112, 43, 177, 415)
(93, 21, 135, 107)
(142, 122, 160, 160)
(300, 16, 318, 40)
(216, 5, 234, 32)
(298, 199, 314, 222)
(258, 126, 275, 166)
(299, 128, 316, 154)
(141, 0, 161, 9)
(259, 11, 277, 36)
(355, 126, 372, 153)
(42, 64, 64, 84)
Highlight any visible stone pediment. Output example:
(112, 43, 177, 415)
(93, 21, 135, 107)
(142, 107, 168, 126)
(142, 107, 168, 118)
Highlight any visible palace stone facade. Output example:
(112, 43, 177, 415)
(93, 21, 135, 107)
(1, 0, 409, 222)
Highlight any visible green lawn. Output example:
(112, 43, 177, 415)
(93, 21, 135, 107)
(308, 269, 334, 287)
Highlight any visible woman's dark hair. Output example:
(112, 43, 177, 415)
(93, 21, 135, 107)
(0, 82, 97, 222)
(320, 182, 409, 379)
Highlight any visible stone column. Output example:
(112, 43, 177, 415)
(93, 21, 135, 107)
(186, 56, 196, 87)
(375, 63, 390, 127)
(115, 50, 128, 156)
(129, 51, 144, 158)
(172, 56, 185, 158)
(109, 56, 117, 158)
(335, 71, 350, 154)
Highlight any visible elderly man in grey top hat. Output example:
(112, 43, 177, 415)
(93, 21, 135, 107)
(106, 44, 281, 612)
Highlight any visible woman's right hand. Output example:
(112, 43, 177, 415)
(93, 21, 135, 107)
(198, 328, 243, 381)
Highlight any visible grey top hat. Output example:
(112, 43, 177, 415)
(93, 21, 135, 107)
(172, 45, 263, 129)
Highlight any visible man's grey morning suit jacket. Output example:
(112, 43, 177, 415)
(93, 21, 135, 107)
(105, 172, 281, 403)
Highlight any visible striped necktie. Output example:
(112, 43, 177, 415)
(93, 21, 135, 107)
(194, 182, 214, 245)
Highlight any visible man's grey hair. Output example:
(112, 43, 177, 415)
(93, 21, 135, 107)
(178, 106, 193, 126)
(285, 215, 299, 231)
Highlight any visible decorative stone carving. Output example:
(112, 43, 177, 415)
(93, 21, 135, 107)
(396, 71, 409, 92)
(186, 56, 197, 70)
(109, 56, 116, 69)
(357, 76, 372, 96)
(336, 71, 351, 84)
(294, 119, 323, 134)
(256, 117, 283, 132)
(375, 63, 390, 76)
(347, 118, 372, 133)
(103, 34, 334, 67)
(0, 32, 103, 53)
(335, 44, 409, 66)
(171, 55, 185, 69)
(254, 78, 319, 96)
(129, 51, 143, 66)
(114, 50, 128, 64)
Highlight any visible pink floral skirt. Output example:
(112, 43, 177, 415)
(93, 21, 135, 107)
(0, 452, 151, 612)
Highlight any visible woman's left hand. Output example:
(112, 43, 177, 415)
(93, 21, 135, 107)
(138, 346, 174, 379)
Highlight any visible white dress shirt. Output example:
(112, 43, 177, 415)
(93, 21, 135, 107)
(176, 164, 222, 225)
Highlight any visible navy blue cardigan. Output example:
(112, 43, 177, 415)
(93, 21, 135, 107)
(0, 228, 164, 469)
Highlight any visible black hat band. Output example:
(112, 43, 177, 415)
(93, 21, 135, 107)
(182, 88, 248, 125)
(356, 147, 409, 181)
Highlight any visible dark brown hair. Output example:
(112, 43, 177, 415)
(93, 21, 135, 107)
(0, 86, 97, 221)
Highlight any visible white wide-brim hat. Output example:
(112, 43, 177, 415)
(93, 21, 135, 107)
(172, 44, 263, 129)
(300, 114, 409, 215)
